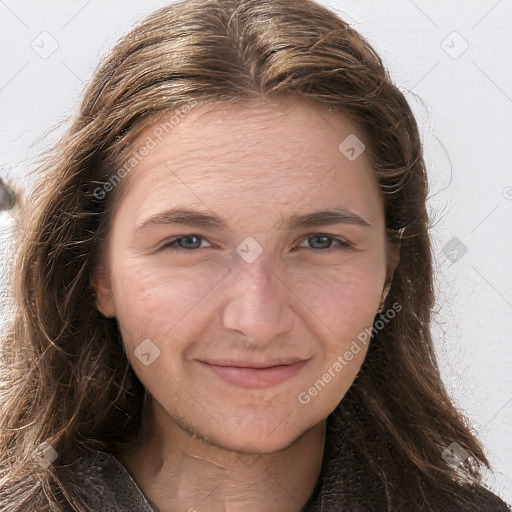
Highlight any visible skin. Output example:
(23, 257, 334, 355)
(92, 98, 398, 512)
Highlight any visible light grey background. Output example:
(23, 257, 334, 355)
(1, 0, 511, 503)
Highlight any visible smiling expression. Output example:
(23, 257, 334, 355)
(92, 98, 395, 453)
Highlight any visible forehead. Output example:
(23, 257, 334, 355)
(111, 99, 382, 221)
(130, 99, 362, 168)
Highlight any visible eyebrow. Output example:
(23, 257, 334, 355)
(134, 207, 372, 234)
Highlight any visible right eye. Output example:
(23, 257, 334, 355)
(159, 234, 212, 251)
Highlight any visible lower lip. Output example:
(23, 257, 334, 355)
(199, 361, 308, 389)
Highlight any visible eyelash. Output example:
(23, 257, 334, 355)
(158, 234, 353, 252)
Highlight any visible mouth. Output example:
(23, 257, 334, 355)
(197, 358, 310, 389)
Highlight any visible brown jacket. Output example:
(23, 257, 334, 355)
(57, 438, 511, 512)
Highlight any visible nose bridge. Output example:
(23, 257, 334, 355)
(220, 251, 294, 342)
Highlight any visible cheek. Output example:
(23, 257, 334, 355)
(111, 250, 383, 350)
(109, 258, 223, 350)
(290, 259, 384, 336)
(292, 266, 380, 415)
(289, 257, 383, 383)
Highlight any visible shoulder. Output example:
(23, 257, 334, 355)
(57, 446, 157, 512)
(461, 484, 510, 511)
(424, 482, 511, 512)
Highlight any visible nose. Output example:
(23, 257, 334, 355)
(220, 254, 295, 346)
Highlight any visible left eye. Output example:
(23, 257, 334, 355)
(159, 234, 352, 252)
(298, 234, 352, 250)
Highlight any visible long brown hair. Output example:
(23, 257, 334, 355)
(0, 0, 498, 510)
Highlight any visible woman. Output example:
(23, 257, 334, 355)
(0, 0, 510, 510)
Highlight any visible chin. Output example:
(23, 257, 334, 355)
(216, 429, 303, 455)
(204, 410, 319, 454)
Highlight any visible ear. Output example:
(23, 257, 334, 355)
(90, 256, 116, 319)
(377, 242, 400, 314)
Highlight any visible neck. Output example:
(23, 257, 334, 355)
(117, 398, 326, 512)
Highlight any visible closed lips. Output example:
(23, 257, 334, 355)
(197, 358, 310, 389)
(200, 358, 307, 368)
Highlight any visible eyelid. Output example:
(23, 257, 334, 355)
(158, 234, 211, 250)
(296, 233, 353, 249)
(294, 230, 356, 250)
(158, 233, 354, 251)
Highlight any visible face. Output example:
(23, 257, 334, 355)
(93, 99, 396, 454)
